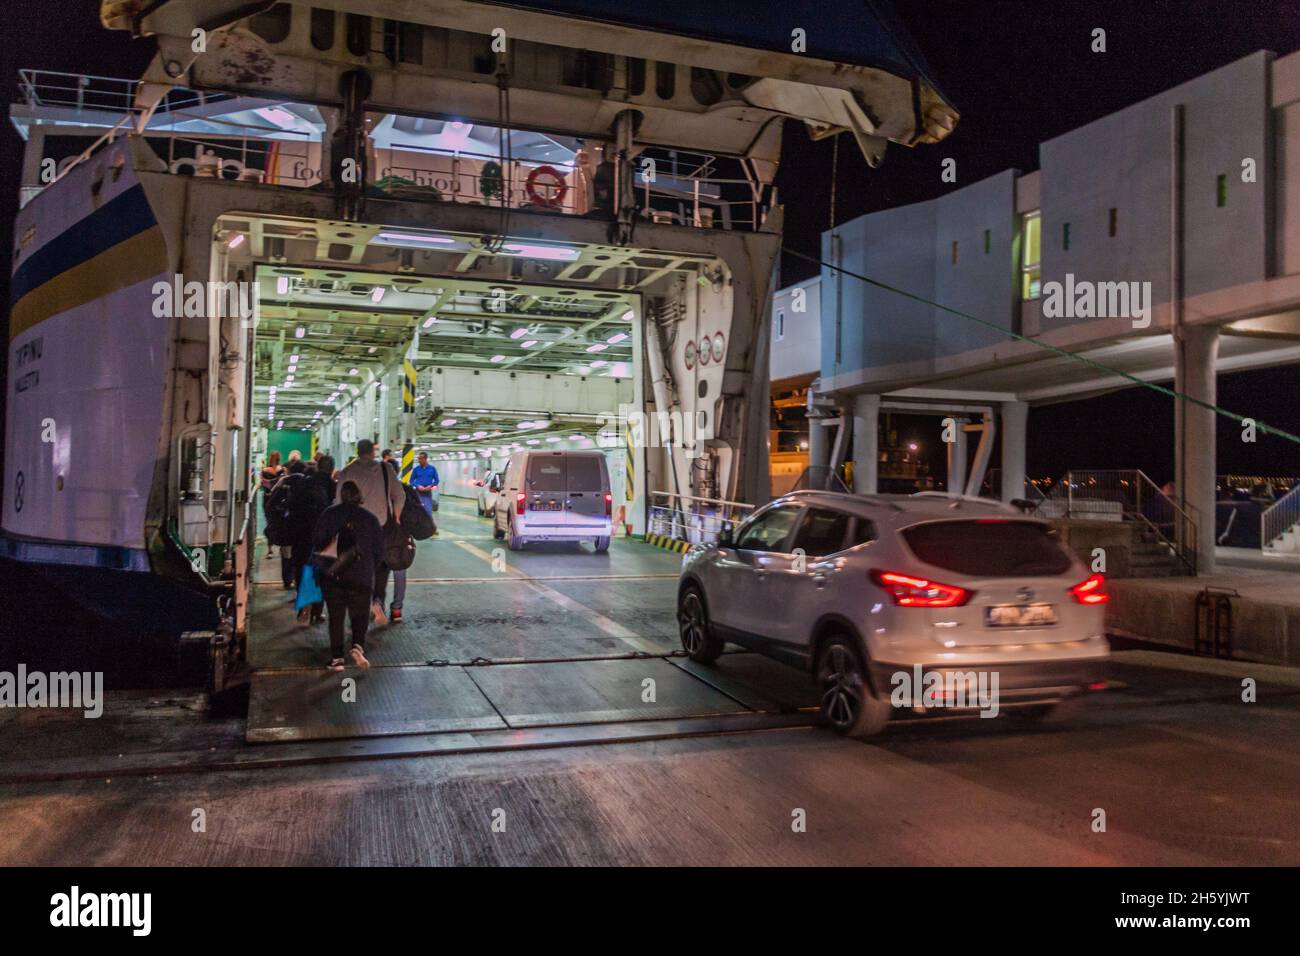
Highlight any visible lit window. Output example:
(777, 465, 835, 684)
(776, 310, 785, 341)
(1021, 211, 1041, 300)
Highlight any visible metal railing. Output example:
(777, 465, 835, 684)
(1031, 469, 1198, 574)
(1261, 483, 1300, 551)
(981, 468, 1048, 503)
(18, 69, 231, 117)
(649, 491, 755, 545)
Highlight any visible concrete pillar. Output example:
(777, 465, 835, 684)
(946, 418, 967, 494)
(1175, 325, 1219, 573)
(852, 394, 880, 495)
(1000, 401, 1028, 503)
(807, 415, 831, 472)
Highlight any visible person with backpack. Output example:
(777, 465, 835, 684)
(267, 458, 307, 589)
(259, 451, 285, 558)
(334, 439, 405, 626)
(313, 480, 384, 671)
(289, 455, 336, 624)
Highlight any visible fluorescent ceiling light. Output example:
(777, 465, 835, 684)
(422, 315, 437, 328)
(348, 367, 358, 375)
(490, 355, 506, 363)
(585, 343, 607, 353)
(276, 276, 290, 296)
(295, 326, 306, 338)
(509, 328, 528, 340)
(622, 310, 634, 321)
(227, 233, 245, 250)
(521, 340, 538, 349)
(371, 286, 386, 303)
(589, 360, 607, 368)
(372, 232, 457, 248)
(500, 243, 579, 262)
(606, 332, 628, 344)
(441, 418, 457, 427)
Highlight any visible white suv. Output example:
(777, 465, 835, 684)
(678, 491, 1110, 737)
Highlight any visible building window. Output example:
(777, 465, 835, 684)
(776, 310, 785, 341)
(1108, 207, 1117, 237)
(1021, 211, 1041, 300)
(984, 229, 991, 254)
(951, 240, 958, 265)
(1217, 174, 1228, 208)
(1062, 221, 1071, 251)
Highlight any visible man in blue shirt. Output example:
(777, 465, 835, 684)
(410, 452, 439, 515)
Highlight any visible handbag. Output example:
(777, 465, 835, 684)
(381, 465, 417, 571)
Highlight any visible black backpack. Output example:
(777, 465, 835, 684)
(265, 475, 301, 545)
(400, 483, 436, 540)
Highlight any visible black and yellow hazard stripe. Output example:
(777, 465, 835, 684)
(400, 354, 417, 482)
(645, 533, 690, 553)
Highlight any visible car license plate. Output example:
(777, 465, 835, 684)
(986, 603, 1057, 627)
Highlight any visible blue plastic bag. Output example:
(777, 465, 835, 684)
(296, 561, 323, 610)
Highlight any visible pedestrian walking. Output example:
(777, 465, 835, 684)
(334, 439, 405, 625)
(313, 480, 384, 671)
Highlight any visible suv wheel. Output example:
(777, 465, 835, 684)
(594, 536, 610, 553)
(815, 636, 890, 738)
(507, 517, 524, 551)
(678, 586, 723, 663)
(492, 514, 505, 540)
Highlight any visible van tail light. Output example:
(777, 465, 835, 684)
(869, 569, 971, 608)
(515, 492, 527, 515)
(604, 493, 612, 516)
(1070, 573, 1109, 604)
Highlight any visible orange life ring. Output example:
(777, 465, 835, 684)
(525, 164, 569, 208)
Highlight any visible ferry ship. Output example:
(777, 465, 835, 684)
(3, 0, 956, 682)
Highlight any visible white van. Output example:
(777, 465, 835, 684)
(492, 450, 613, 552)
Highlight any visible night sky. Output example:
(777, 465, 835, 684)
(2, 1, 1299, 487)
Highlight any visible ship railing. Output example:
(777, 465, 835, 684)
(148, 132, 321, 188)
(649, 491, 756, 545)
(18, 69, 232, 118)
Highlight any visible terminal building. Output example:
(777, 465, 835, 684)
(774, 49, 1300, 576)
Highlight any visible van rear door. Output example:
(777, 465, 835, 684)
(565, 453, 609, 524)
(525, 454, 569, 519)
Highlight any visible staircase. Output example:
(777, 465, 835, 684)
(1031, 470, 1198, 577)
(1128, 525, 1186, 576)
(1262, 484, 1300, 553)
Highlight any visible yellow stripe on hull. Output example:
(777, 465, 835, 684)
(9, 225, 168, 341)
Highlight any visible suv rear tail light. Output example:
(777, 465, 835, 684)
(869, 569, 971, 608)
(604, 492, 612, 516)
(515, 492, 527, 515)
(1070, 573, 1109, 604)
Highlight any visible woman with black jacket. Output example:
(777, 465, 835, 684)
(289, 455, 337, 625)
(312, 480, 384, 671)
